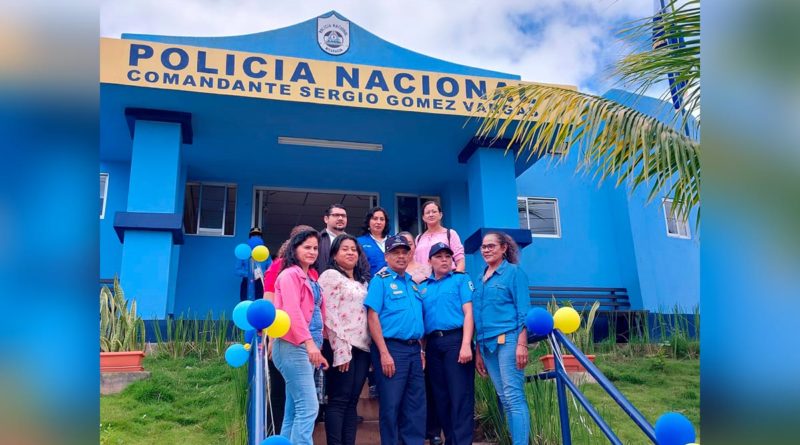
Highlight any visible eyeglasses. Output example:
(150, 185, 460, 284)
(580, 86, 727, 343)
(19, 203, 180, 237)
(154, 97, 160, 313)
(480, 243, 500, 251)
(329, 213, 347, 219)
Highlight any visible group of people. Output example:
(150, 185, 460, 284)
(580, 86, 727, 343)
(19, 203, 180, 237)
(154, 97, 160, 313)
(255, 201, 532, 445)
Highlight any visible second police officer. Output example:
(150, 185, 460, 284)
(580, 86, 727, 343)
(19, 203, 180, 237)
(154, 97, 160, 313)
(364, 234, 426, 445)
(420, 242, 476, 445)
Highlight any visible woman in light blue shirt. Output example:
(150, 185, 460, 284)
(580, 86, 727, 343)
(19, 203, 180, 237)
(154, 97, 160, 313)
(472, 231, 531, 445)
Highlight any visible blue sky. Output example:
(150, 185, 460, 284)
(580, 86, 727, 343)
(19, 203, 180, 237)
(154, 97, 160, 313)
(101, 0, 659, 96)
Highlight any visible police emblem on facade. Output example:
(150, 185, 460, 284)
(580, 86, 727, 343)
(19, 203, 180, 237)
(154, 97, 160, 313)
(317, 14, 350, 56)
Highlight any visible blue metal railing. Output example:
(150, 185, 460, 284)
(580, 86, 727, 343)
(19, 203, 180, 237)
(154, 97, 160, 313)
(529, 330, 658, 444)
(246, 334, 267, 445)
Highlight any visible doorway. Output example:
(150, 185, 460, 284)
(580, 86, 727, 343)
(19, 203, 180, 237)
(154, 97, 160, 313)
(252, 188, 378, 255)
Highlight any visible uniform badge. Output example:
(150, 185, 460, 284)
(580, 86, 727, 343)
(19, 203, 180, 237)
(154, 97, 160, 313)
(421, 288, 427, 295)
(390, 283, 398, 290)
(412, 285, 418, 292)
(468, 280, 475, 292)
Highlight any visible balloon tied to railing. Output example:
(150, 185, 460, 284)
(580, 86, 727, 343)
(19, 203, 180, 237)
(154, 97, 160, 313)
(525, 306, 580, 336)
(524, 306, 699, 444)
(225, 244, 291, 368)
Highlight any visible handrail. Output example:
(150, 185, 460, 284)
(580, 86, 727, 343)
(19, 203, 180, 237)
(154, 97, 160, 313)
(247, 334, 266, 445)
(529, 330, 658, 444)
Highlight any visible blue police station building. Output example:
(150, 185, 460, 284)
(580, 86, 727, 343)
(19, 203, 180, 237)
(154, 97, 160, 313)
(100, 11, 698, 322)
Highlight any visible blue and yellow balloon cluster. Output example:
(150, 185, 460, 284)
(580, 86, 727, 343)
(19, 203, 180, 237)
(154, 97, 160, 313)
(225, 244, 291, 368)
(524, 306, 581, 336)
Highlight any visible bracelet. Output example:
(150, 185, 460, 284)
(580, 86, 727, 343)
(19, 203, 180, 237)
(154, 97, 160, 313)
(516, 343, 528, 348)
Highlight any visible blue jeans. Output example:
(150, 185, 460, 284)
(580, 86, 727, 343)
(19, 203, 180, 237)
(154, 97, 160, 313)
(479, 332, 530, 445)
(273, 339, 318, 445)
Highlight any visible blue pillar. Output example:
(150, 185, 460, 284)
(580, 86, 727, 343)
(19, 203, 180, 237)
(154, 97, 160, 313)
(467, 148, 519, 230)
(116, 110, 192, 319)
(462, 147, 532, 277)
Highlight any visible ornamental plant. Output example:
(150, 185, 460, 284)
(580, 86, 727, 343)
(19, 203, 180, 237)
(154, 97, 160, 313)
(100, 277, 146, 352)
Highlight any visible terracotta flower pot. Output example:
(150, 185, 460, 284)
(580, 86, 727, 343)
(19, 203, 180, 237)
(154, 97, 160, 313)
(100, 351, 145, 372)
(540, 354, 596, 372)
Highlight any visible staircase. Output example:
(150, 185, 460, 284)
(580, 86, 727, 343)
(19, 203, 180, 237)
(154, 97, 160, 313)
(312, 382, 381, 445)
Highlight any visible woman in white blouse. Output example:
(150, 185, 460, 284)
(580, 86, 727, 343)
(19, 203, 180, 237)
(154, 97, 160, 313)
(319, 234, 372, 445)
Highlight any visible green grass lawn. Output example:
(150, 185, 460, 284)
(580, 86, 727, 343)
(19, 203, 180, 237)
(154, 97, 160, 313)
(101, 351, 698, 444)
(581, 353, 699, 444)
(100, 355, 246, 445)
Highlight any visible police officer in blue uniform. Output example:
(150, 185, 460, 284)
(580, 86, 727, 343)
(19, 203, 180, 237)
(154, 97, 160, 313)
(365, 234, 426, 445)
(420, 242, 475, 445)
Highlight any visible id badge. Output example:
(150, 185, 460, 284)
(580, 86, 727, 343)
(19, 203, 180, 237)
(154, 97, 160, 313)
(497, 333, 506, 345)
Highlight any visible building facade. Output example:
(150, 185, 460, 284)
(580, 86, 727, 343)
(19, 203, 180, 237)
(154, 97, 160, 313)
(100, 11, 698, 320)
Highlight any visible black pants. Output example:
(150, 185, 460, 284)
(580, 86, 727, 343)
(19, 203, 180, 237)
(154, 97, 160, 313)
(426, 330, 475, 445)
(266, 358, 286, 435)
(240, 277, 264, 301)
(323, 341, 371, 445)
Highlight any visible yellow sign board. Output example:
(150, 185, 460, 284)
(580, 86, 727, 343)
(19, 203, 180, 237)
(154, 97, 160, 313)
(100, 38, 574, 118)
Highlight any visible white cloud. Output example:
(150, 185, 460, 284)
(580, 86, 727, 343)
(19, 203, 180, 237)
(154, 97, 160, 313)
(100, 0, 655, 94)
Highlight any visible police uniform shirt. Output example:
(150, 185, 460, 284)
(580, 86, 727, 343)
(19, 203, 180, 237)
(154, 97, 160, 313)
(364, 267, 424, 341)
(420, 271, 474, 335)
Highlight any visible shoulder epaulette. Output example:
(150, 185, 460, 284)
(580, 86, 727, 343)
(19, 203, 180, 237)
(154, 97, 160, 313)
(376, 270, 392, 278)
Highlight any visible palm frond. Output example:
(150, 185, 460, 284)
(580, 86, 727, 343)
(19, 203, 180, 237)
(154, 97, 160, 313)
(475, 0, 700, 220)
(476, 84, 699, 218)
(616, 0, 700, 131)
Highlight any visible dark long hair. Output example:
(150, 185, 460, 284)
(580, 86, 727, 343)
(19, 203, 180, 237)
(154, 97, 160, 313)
(485, 230, 520, 264)
(328, 234, 369, 284)
(361, 206, 390, 238)
(281, 230, 320, 272)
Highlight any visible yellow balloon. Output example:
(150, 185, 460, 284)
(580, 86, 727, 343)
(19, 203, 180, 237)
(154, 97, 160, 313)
(553, 307, 581, 334)
(252, 245, 270, 262)
(266, 309, 291, 338)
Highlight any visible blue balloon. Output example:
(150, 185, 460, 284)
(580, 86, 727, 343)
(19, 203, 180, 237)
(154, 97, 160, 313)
(247, 237, 264, 249)
(234, 243, 252, 260)
(261, 435, 291, 445)
(244, 329, 256, 344)
(247, 299, 277, 330)
(233, 300, 254, 331)
(225, 344, 250, 368)
(526, 308, 554, 336)
(655, 412, 695, 445)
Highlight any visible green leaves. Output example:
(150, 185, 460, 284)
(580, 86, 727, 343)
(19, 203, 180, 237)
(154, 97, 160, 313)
(475, 0, 701, 221)
(100, 277, 145, 352)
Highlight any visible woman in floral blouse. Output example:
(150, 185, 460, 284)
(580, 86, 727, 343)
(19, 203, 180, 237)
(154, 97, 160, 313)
(319, 234, 372, 445)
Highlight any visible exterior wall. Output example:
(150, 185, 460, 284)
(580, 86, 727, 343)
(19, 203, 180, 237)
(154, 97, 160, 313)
(170, 169, 471, 317)
(511, 89, 700, 312)
(625, 183, 699, 311)
(99, 161, 130, 280)
(515, 154, 644, 308)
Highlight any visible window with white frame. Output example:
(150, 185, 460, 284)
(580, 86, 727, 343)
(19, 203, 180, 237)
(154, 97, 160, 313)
(662, 198, 690, 239)
(518, 196, 561, 237)
(100, 173, 109, 219)
(183, 182, 237, 236)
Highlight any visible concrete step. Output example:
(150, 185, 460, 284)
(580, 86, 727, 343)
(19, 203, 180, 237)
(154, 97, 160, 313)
(356, 396, 380, 421)
(312, 419, 381, 445)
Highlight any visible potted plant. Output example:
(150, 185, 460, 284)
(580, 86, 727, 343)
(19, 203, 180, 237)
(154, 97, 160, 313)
(539, 301, 599, 373)
(100, 278, 146, 372)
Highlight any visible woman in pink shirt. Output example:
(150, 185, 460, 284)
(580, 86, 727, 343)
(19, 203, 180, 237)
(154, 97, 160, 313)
(273, 230, 329, 445)
(414, 201, 466, 271)
(318, 234, 372, 445)
(262, 224, 317, 434)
